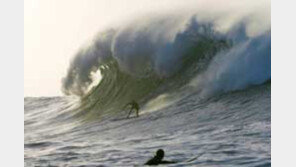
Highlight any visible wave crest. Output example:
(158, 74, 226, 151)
(61, 7, 270, 117)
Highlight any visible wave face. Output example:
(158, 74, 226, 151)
(62, 3, 270, 119)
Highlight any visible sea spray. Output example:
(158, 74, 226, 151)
(61, 1, 270, 118)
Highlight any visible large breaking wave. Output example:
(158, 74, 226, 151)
(61, 1, 270, 118)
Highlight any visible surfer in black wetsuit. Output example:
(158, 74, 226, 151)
(124, 100, 140, 118)
(144, 149, 176, 165)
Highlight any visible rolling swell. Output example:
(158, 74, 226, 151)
(62, 14, 270, 120)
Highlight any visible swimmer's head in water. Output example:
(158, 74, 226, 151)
(156, 149, 165, 160)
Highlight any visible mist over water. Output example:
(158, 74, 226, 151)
(62, 0, 270, 98)
(190, 31, 271, 96)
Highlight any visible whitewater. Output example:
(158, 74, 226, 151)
(25, 1, 270, 166)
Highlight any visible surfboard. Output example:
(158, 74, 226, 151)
(184, 153, 204, 162)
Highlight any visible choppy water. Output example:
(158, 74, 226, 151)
(24, 83, 270, 167)
(25, 3, 270, 165)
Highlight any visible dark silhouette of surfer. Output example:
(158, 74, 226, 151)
(124, 100, 140, 118)
(144, 149, 176, 165)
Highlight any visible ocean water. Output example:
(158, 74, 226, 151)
(25, 3, 270, 166)
(24, 83, 270, 167)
